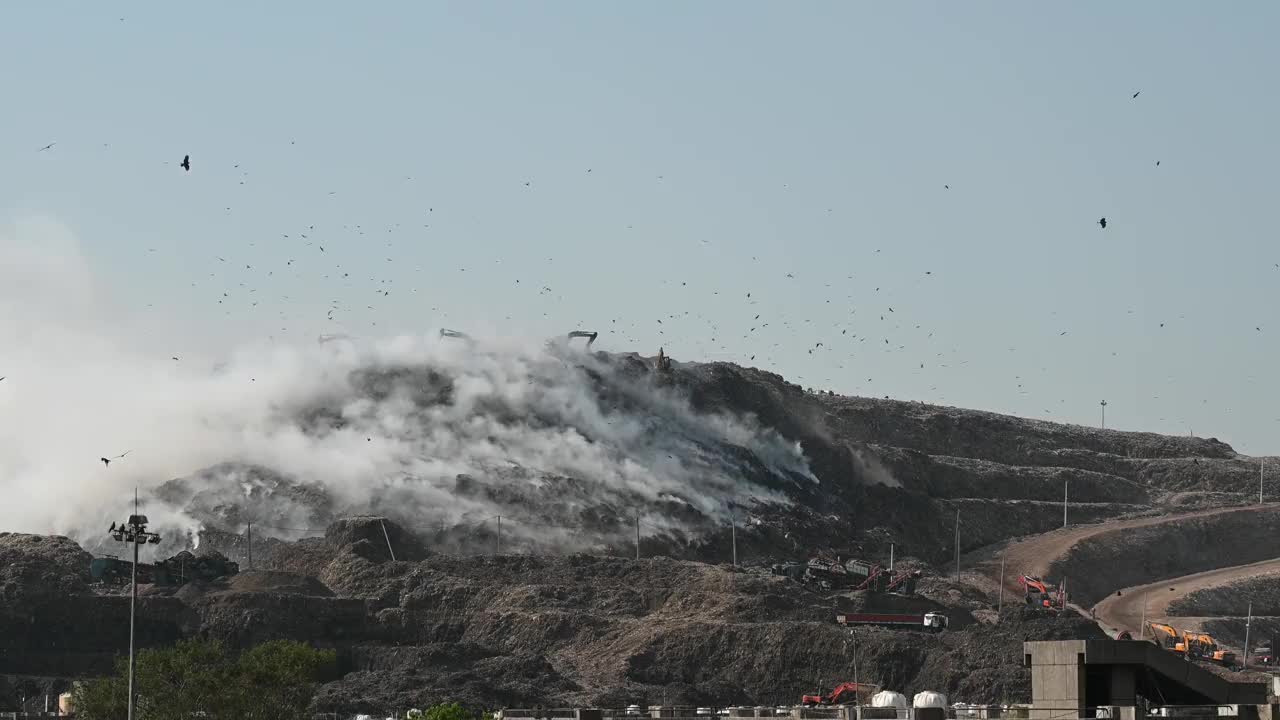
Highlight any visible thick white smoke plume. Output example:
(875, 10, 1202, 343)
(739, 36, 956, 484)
(0, 219, 815, 554)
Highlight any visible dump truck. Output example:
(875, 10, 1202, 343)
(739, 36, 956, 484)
(836, 612, 949, 632)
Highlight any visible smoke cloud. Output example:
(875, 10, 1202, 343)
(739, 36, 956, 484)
(0, 219, 815, 556)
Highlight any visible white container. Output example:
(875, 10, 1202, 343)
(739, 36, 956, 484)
(913, 692, 948, 709)
(871, 691, 909, 719)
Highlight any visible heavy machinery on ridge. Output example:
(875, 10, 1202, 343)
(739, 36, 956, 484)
(1147, 623, 1188, 654)
(1019, 574, 1065, 612)
(771, 555, 922, 595)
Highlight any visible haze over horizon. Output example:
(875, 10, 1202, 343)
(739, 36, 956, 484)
(4, 1, 1280, 459)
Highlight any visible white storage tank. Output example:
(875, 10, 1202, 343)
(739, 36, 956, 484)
(913, 692, 948, 720)
(913, 692, 947, 709)
(871, 691, 909, 719)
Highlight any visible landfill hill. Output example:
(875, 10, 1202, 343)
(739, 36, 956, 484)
(2, 352, 1274, 712)
(158, 351, 1269, 572)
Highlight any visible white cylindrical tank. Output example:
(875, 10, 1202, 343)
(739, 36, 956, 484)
(872, 691, 909, 718)
(913, 692, 948, 709)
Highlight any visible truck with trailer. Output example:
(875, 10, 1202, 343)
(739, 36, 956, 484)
(836, 612, 949, 632)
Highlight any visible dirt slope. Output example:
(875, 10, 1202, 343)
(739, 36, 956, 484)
(975, 504, 1280, 595)
(1092, 558, 1280, 637)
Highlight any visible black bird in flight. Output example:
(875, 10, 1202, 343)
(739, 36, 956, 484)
(181, 154, 190, 172)
(1097, 217, 1107, 229)
(100, 451, 132, 467)
(1132, 91, 1141, 99)
(37, 142, 56, 152)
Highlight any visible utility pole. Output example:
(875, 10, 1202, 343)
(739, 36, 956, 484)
(1100, 400, 1107, 430)
(108, 490, 162, 720)
(1245, 601, 1254, 669)
(635, 513, 641, 561)
(246, 521, 253, 570)
(1063, 479, 1069, 528)
(495, 516, 502, 555)
(954, 507, 961, 581)
(848, 629, 859, 713)
(730, 512, 738, 569)
(889, 543, 895, 573)
(998, 556, 1006, 616)
(379, 519, 397, 562)
(1261, 458, 1266, 505)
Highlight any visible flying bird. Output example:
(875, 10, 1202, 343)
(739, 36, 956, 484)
(103, 451, 131, 466)
(37, 142, 55, 152)
(1132, 91, 1140, 99)
(1097, 217, 1107, 229)
(181, 155, 190, 172)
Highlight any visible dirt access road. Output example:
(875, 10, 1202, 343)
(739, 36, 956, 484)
(1092, 558, 1280, 637)
(973, 503, 1280, 596)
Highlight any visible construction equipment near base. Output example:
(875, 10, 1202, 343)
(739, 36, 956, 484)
(1146, 622, 1236, 666)
(836, 612, 949, 633)
(800, 681, 879, 707)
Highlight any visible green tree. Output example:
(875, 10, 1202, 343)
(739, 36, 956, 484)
(73, 638, 335, 720)
(421, 703, 478, 720)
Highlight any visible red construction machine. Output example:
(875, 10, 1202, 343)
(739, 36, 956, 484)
(801, 682, 879, 707)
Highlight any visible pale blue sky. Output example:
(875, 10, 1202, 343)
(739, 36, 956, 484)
(3, 2, 1279, 452)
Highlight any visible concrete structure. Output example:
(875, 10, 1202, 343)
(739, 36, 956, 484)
(1024, 640, 1269, 719)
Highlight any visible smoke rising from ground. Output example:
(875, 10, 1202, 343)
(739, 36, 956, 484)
(0, 219, 815, 554)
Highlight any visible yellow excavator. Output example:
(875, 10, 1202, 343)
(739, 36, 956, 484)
(1183, 631, 1236, 665)
(1147, 623, 1188, 654)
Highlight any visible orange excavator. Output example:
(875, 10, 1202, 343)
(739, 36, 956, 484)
(1148, 623, 1188, 654)
(1019, 574, 1062, 611)
(801, 682, 878, 707)
(1184, 631, 1236, 665)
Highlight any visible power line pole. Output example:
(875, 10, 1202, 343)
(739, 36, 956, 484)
(246, 521, 253, 570)
(954, 507, 961, 581)
(1245, 601, 1254, 669)
(1100, 400, 1107, 429)
(379, 519, 397, 562)
(889, 543, 895, 573)
(998, 556, 1006, 616)
(1261, 458, 1266, 505)
(495, 516, 502, 555)
(108, 490, 162, 720)
(635, 512, 641, 561)
(1063, 480, 1069, 528)
(731, 512, 738, 569)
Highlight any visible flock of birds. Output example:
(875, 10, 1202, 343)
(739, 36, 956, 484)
(11, 85, 1270, 471)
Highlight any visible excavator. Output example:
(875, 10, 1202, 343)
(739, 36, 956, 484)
(1147, 623, 1188, 654)
(801, 682, 878, 707)
(1183, 631, 1236, 665)
(1019, 574, 1062, 612)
